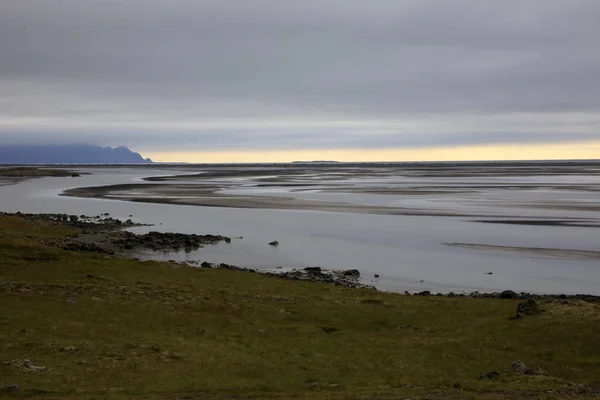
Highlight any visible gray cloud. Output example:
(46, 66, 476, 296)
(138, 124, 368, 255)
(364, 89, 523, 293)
(0, 0, 599, 153)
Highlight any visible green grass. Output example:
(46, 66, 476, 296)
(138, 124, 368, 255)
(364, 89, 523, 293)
(1, 215, 599, 399)
(0, 167, 77, 178)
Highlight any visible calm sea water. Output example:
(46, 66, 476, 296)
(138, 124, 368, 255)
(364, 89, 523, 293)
(1, 165, 599, 295)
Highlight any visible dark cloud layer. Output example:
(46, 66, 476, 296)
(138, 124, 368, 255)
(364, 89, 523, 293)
(0, 0, 598, 153)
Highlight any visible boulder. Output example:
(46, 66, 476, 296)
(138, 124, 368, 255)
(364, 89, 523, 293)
(3, 359, 46, 372)
(511, 360, 548, 375)
(269, 241, 279, 246)
(512, 360, 528, 374)
(479, 371, 500, 380)
(344, 269, 360, 278)
(0, 385, 18, 392)
(500, 290, 519, 299)
(514, 299, 542, 318)
(304, 266, 322, 273)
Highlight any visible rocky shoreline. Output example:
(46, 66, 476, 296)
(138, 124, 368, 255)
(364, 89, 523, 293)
(3, 212, 600, 299)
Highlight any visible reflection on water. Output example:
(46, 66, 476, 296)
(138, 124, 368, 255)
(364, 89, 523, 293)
(0, 165, 599, 295)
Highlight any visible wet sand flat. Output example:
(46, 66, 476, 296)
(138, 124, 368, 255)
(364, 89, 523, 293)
(444, 242, 600, 261)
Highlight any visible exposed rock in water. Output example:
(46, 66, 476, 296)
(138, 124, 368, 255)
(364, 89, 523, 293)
(269, 240, 279, 246)
(113, 231, 231, 252)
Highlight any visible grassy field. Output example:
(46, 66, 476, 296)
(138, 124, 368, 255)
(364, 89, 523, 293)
(1, 215, 599, 399)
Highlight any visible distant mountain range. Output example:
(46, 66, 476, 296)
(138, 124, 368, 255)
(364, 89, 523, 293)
(0, 145, 152, 164)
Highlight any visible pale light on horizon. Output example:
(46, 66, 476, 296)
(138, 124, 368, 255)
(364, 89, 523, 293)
(144, 140, 600, 164)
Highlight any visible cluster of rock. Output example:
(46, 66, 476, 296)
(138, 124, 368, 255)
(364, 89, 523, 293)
(479, 360, 547, 380)
(410, 289, 599, 302)
(113, 231, 231, 252)
(62, 241, 115, 255)
(4, 212, 143, 231)
(3, 359, 45, 372)
(193, 262, 371, 289)
(263, 267, 369, 288)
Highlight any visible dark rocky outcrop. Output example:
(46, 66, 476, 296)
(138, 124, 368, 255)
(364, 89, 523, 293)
(344, 269, 360, 278)
(500, 290, 519, 299)
(113, 231, 231, 252)
(304, 266, 322, 273)
(479, 371, 500, 380)
(0, 384, 19, 392)
(511, 360, 548, 375)
(513, 299, 543, 319)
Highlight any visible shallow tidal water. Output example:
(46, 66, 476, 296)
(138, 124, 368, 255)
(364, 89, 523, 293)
(1, 165, 599, 295)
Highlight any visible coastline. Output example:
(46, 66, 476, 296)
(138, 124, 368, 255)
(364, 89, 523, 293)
(2, 211, 600, 398)
(5, 211, 599, 300)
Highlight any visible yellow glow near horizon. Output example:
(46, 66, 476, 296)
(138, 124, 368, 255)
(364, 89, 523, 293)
(144, 141, 600, 163)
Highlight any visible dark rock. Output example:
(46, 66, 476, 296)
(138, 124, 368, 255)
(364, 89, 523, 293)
(113, 231, 231, 252)
(304, 266, 322, 273)
(512, 360, 528, 374)
(485, 272, 493, 275)
(0, 384, 18, 392)
(344, 269, 360, 278)
(512, 360, 548, 375)
(62, 242, 111, 254)
(514, 299, 543, 319)
(374, 274, 380, 278)
(269, 240, 279, 246)
(320, 326, 339, 334)
(528, 367, 548, 376)
(500, 290, 519, 299)
(201, 262, 214, 268)
(3, 359, 46, 372)
(479, 371, 500, 380)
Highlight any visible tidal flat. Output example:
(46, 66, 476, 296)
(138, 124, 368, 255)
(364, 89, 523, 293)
(1, 161, 599, 294)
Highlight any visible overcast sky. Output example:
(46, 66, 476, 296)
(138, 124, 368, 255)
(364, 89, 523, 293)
(0, 0, 599, 161)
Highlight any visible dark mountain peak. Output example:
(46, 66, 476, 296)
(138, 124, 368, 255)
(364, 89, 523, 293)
(0, 144, 153, 164)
